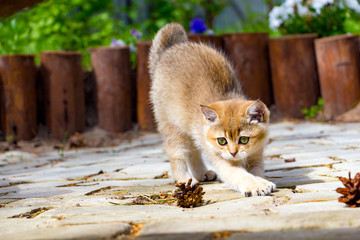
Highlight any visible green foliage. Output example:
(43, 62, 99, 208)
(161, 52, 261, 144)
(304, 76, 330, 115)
(5, 135, 13, 143)
(219, 11, 271, 35)
(302, 98, 324, 119)
(196, 0, 230, 28)
(0, 0, 271, 69)
(144, 0, 229, 34)
(0, 0, 232, 68)
(241, 15, 271, 33)
(344, 9, 360, 34)
(279, 3, 347, 37)
(0, 0, 140, 68)
(144, 0, 185, 35)
(57, 131, 68, 158)
(273, 0, 360, 37)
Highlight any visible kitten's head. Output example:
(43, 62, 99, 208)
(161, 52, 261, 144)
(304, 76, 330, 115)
(201, 100, 269, 162)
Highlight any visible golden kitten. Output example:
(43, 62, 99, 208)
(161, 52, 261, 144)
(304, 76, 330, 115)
(149, 23, 276, 196)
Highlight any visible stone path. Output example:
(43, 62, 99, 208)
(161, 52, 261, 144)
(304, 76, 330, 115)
(1, 122, 360, 239)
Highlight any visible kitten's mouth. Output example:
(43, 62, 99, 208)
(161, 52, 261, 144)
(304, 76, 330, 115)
(230, 151, 238, 157)
(222, 152, 247, 162)
(234, 151, 247, 158)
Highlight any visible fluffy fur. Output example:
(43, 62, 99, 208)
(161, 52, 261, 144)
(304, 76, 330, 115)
(149, 23, 276, 196)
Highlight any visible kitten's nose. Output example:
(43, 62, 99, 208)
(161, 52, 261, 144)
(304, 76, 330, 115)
(230, 151, 238, 157)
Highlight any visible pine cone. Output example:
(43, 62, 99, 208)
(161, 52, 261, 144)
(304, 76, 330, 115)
(336, 172, 360, 208)
(173, 178, 205, 208)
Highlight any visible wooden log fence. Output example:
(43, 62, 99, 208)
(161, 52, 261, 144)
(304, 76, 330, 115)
(223, 33, 273, 106)
(40, 51, 85, 139)
(136, 41, 156, 131)
(0, 55, 37, 140)
(0, 33, 359, 141)
(91, 46, 132, 133)
(269, 34, 320, 118)
(315, 35, 360, 120)
(188, 34, 223, 49)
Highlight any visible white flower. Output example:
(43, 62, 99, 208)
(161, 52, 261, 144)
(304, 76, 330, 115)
(297, 4, 310, 15)
(110, 38, 126, 47)
(268, 0, 309, 30)
(311, 0, 334, 14)
(283, 0, 303, 8)
(207, 29, 215, 36)
(269, 6, 288, 29)
(283, 0, 309, 15)
(345, 0, 360, 13)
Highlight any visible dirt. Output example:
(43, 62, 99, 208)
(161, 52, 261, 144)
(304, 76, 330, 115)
(10, 207, 51, 218)
(336, 103, 360, 122)
(0, 126, 147, 155)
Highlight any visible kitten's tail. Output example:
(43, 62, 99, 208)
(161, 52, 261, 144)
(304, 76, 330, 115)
(149, 23, 188, 77)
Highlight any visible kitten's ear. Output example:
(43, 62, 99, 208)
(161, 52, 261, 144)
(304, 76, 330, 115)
(200, 105, 218, 124)
(247, 101, 268, 124)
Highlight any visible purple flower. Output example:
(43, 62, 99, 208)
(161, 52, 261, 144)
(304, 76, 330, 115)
(130, 29, 142, 39)
(190, 18, 207, 34)
(110, 38, 126, 47)
(111, 38, 117, 46)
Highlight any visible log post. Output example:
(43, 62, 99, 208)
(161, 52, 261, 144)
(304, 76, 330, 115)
(40, 51, 85, 139)
(315, 35, 360, 119)
(188, 34, 223, 49)
(136, 41, 156, 131)
(36, 66, 46, 126)
(91, 46, 132, 133)
(269, 34, 320, 118)
(223, 33, 273, 106)
(130, 68, 137, 126)
(83, 71, 98, 128)
(0, 55, 37, 140)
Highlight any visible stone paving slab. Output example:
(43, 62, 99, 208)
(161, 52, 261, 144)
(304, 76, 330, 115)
(1, 122, 360, 239)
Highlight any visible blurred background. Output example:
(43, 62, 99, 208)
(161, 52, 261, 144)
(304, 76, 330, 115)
(0, 0, 276, 67)
(1, 0, 360, 145)
(2, 0, 360, 67)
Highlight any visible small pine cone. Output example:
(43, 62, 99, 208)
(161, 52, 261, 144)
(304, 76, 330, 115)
(336, 172, 360, 208)
(173, 178, 205, 208)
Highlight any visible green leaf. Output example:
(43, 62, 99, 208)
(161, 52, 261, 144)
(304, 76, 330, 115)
(301, 97, 324, 119)
(302, 108, 309, 115)
(10, 18, 16, 29)
(317, 97, 324, 106)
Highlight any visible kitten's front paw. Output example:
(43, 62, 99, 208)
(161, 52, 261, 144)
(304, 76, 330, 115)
(234, 176, 276, 197)
(204, 170, 217, 181)
(256, 176, 276, 193)
(175, 177, 199, 187)
(193, 170, 217, 182)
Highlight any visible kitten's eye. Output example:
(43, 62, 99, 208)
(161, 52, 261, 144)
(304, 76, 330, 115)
(239, 136, 249, 144)
(217, 138, 227, 146)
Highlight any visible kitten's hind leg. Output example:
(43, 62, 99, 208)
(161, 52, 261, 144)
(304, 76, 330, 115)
(161, 124, 193, 183)
(188, 144, 217, 182)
